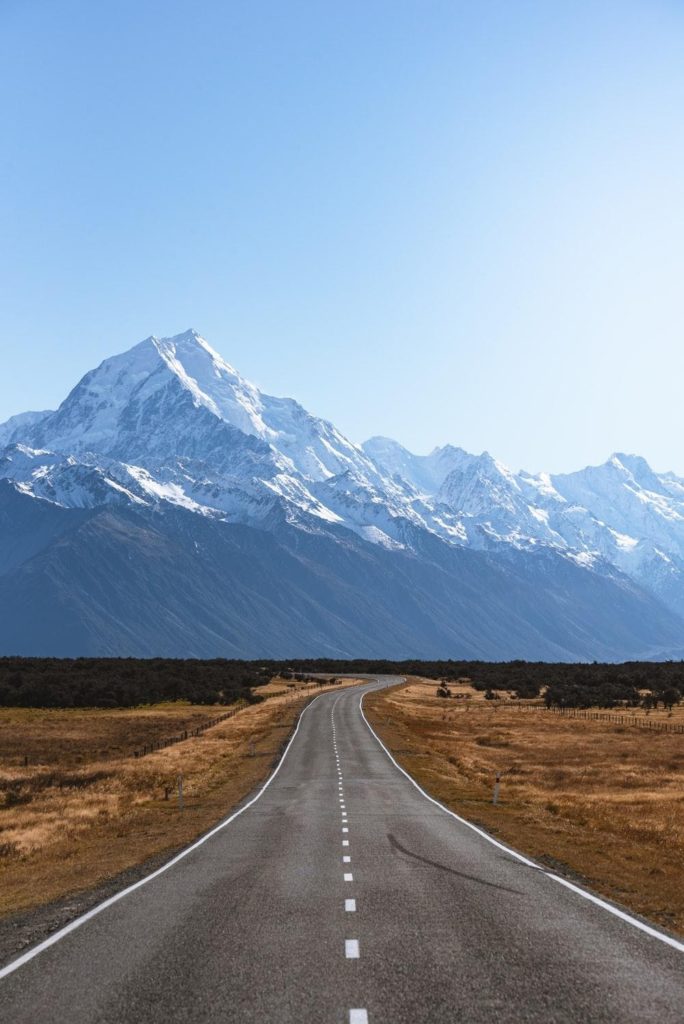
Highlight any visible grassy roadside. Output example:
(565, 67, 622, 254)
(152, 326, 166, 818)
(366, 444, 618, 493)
(364, 678, 684, 937)
(0, 678, 359, 919)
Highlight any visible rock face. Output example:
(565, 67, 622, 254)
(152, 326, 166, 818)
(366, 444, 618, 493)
(2, 329, 684, 659)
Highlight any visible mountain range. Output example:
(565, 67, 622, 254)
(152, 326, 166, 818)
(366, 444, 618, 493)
(2, 329, 683, 660)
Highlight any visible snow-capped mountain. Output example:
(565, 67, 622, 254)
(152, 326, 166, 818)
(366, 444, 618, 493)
(0, 409, 52, 448)
(25, 331, 382, 481)
(1, 328, 684, 659)
(363, 439, 684, 616)
(6, 330, 469, 549)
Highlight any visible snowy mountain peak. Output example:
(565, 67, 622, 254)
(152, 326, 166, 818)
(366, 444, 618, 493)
(608, 452, 666, 493)
(363, 437, 472, 494)
(150, 329, 272, 438)
(4, 329, 684, 634)
(0, 331, 401, 536)
(0, 409, 53, 449)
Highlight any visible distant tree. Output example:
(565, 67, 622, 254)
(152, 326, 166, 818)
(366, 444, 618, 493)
(662, 687, 681, 711)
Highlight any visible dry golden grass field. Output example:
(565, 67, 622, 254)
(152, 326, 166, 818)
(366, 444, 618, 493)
(364, 679, 684, 937)
(0, 677, 358, 918)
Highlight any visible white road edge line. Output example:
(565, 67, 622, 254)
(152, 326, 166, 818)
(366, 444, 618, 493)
(0, 691, 333, 980)
(359, 685, 684, 955)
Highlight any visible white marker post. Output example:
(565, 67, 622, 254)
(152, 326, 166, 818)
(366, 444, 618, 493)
(492, 771, 501, 806)
(178, 772, 184, 812)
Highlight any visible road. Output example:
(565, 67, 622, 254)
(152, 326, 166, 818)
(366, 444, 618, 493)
(1, 677, 683, 1023)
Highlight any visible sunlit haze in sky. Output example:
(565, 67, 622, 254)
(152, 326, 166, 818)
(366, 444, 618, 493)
(2, 0, 683, 474)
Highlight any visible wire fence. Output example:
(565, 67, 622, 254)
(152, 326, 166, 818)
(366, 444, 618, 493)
(546, 705, 684, 734)
(130, 678, 336, 758)
(132, 708, 239, 758)
(497, 701, 684, 735)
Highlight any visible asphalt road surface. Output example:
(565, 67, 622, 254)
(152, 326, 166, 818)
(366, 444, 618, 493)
(1, 677, 683, 1023)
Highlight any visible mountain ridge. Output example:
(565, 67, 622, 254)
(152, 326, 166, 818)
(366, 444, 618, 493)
(2, 328, 684, 659)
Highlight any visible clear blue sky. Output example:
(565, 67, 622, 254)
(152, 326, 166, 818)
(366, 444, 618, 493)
(2, 0, 683, 474)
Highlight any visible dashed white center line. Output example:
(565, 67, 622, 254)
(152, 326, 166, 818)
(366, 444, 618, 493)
(332, 703, 368, 1022)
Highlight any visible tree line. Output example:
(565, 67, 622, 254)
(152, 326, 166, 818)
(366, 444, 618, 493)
(0, 657, 682, 710)
(0, 658, 272, 708)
